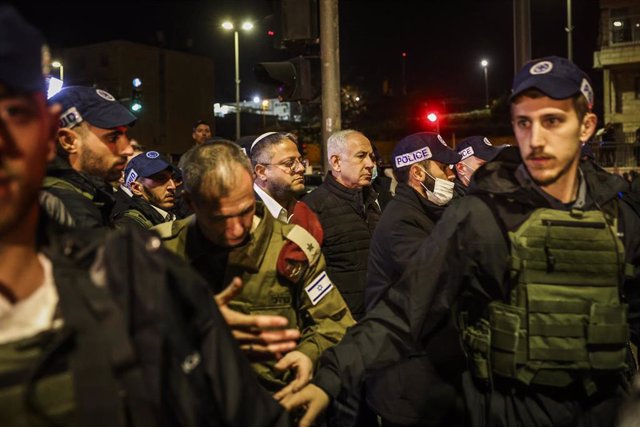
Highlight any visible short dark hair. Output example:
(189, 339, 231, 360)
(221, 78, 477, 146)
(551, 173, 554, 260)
(180, 140, 252, 206)
(511, 88, 591, 121)
(250, 132, 298, 169)
(192, 120, 211, 132)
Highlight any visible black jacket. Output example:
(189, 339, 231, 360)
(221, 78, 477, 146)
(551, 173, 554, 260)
(30, 217, 288, 427)
(303, 172, 381, 320)
(365, 182, 446, 310)
(312, 148, 640, 427)
(364, 182, 458, 426)
(111, 188, 169, 230)
(40, 156, 115, 228)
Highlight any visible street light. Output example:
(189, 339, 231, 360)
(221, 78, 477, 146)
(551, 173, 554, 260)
(480, 59, 489, 109)
(51, 60, 64, 81)
(222, 20, 254, 140)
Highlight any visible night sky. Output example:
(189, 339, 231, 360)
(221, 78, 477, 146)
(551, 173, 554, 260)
(11, 0, 601, 113)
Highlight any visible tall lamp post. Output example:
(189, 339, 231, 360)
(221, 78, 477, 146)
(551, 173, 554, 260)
(222, 20, 253, 140)
(51, 60, 64, 82)
(480, 59, 489, 109)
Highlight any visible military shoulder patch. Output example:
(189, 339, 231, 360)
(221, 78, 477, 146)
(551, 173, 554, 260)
(285, 225, 321, 265)
(305, 271, 334, 306)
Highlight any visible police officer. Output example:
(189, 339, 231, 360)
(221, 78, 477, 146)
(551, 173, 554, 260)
(111, 151, 177, 229)
(0, 6, 290, 426)
(453, 135, 502, 196)
(281, 57, 640, 427)
(153, 141, 355, 393)
(41, 86, 136, 228)
(364, 132, 462, 426)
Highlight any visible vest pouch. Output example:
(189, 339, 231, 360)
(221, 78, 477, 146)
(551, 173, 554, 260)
(488, 302, 525, 379)
(462, 319, 491, 382)
(587, 303, 629, 370)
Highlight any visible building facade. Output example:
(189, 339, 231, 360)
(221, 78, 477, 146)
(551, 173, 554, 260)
(63, 41, 215, 156)
(594, 0, 640, 142)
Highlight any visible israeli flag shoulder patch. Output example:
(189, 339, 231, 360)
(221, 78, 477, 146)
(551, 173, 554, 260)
(305, 271, 334, 306)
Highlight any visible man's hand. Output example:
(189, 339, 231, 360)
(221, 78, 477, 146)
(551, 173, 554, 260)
(280, 384, 330, 427)
(215, 277, 300, 361)
(273, 351, 313, 401)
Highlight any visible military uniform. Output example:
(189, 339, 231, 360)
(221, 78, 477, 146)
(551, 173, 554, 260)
(154, 202, 355, 391)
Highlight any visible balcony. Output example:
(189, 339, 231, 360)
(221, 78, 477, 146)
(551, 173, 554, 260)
(595, 14, 640, 67)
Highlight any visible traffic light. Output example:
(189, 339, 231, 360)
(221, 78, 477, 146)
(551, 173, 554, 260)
(130, 77, 143, 112)
(254, 56, 319, 101)
(271, 0, 319, 49)
(424, 111, 440, 133)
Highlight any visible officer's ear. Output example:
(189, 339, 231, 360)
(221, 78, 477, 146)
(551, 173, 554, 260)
(129, 180, 145, 197)
(330, 154, 341, 172)
(410, 163, 425, 182)
(455, 162, 465, 177)
(579, 112, 597, 143)
(57, 127, 80, 155)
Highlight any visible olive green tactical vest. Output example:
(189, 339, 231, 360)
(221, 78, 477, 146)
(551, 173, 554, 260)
(462, 207, 629, 388)
(0, 329, 75, 426)
(42, 176, 94, 201)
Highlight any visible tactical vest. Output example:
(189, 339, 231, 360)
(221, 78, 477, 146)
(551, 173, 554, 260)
(0, 328, 76, 426)
(462, 206, 630, 389)
(42, 176, 95, 201)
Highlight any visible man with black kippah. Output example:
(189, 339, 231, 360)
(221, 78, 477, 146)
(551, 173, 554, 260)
(0, 6, 291, 426)
(453, 135, 502, 196)
(40, 85, 137, 228)
(281, 56, 640, 427)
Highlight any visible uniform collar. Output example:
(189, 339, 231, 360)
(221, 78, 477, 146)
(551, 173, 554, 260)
(254, 183, 290, 223)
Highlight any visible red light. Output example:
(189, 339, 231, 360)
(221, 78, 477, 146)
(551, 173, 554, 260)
(426, 112, 438, 123)
(402, 52, 407, 57)
(267, 30, 275, 36)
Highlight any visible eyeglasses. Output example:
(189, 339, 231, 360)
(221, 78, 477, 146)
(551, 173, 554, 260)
(261, 157, 306, 174)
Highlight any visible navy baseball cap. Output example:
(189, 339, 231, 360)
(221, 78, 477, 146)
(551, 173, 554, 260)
(50, 86, 137, 130)
(124, 151, 174, 187)
(392, 132, 461, 171)
(510, 56, 594, 108)
(0, 5, 46, 93)
(457, 136, 501, 162)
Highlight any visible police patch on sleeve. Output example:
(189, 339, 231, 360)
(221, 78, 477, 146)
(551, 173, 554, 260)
(305, 271, 334, 306)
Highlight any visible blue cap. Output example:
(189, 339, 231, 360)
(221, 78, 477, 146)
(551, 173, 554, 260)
(392, 132, 461, 170)
(457, 136, 501, 162)
(0, 5, 46, 93)
(50, 86, 137, 129)
(510, 56, 594, 108)
(124, 151, 173, 187)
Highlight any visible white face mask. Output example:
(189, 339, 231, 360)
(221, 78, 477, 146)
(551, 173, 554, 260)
(371, 165, 378, 181)
(418, 166, 455, 206)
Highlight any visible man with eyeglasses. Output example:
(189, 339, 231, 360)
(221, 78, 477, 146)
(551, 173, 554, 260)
(41, 86, 136, 228)
(154, 141, 354, 394)
(250, 132, 324, 244)
(111, 151, 177, 229)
